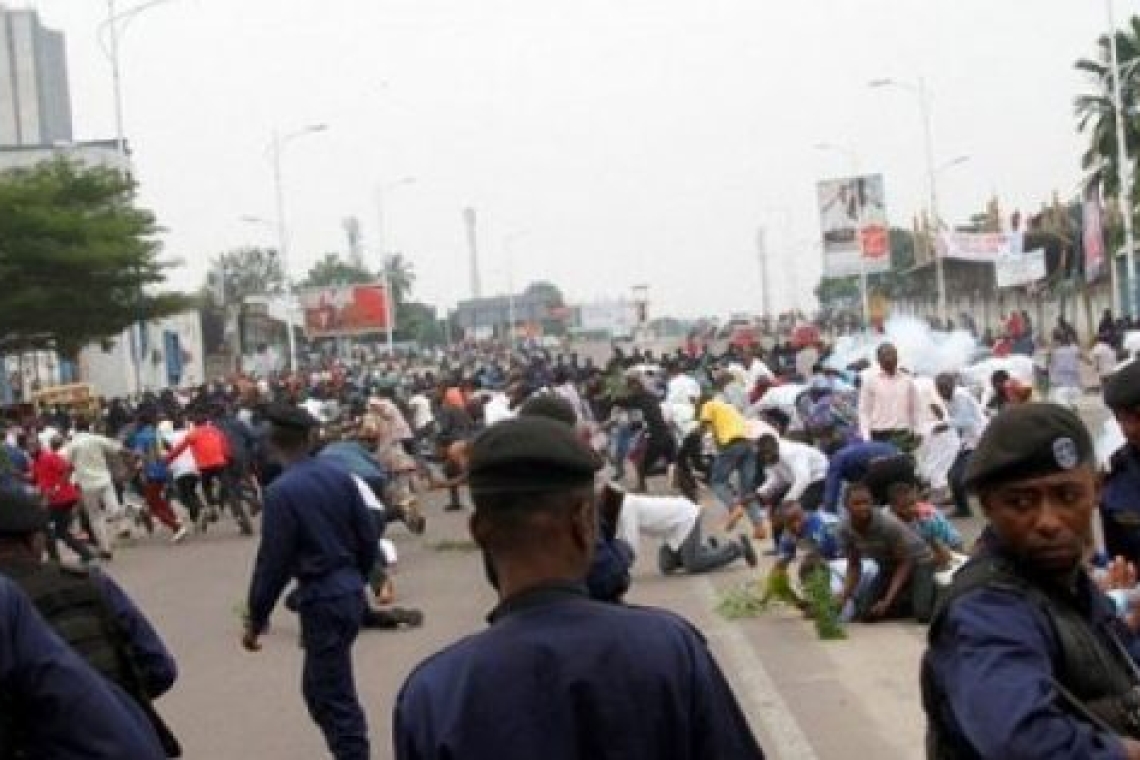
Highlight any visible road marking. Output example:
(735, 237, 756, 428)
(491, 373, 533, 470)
(695, 577, 820, 760)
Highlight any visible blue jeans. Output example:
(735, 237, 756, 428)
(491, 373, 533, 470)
(611, 424, 636, 478)
(710, 439, 756, 510)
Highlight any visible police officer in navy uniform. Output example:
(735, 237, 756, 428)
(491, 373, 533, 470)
(0, 488, 181, 756)
(1102, 360, 1140, 566)
(923, 403, 1140, 759)
(243, 404, 378, 760)
(393, 415, 766, 760)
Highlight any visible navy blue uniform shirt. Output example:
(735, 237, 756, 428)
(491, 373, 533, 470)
(822, 440, 899, 512)
(0, 575, 165, 759)
(926, 536, 1140, 759)
(1102, 445, 1140, 567)
(394, 582, 765, 760)
(247, 457, 378, 632)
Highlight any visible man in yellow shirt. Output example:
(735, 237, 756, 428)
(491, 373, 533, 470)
(698, 385, 762, 538)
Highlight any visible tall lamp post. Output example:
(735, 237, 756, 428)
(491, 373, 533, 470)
(869, 77, 951, 324)
(813, 142, 870, 327)
(375, 177, 417, 357)
(98, 0, 180, 393)
(271, 124, 328, 370)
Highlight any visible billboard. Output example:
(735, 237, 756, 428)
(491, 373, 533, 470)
(936, 232, 1023, 262)
(817, 174, 891, 278)
(297, 284, 391, 338)
(994, 248, 1046, 288)
(1083, 194, 1105, 284)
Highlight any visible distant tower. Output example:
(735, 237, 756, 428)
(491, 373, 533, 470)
(343, 217, 363, 268)
(464, 207, 482, 299)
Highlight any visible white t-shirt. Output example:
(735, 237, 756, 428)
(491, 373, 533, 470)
(757, 439, 829, 503)
(163, 430, 199, 479)
(407, 394, 434, 431)
(666, 374, 702, 405)
(482, 393, 515, 427)
(615, 493, 700, 554)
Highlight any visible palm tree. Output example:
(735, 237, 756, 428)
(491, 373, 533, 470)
(383, 253, 415, 305)
(1074, 17, 1140, 199)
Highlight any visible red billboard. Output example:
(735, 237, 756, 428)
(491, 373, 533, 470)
(298, 284, 391, 338)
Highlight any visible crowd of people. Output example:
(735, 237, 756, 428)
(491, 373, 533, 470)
(6, 311, 1140, 757)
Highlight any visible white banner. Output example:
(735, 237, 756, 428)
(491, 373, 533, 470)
(994, 248, 1046, 288)
(937, 232, 1023, 262)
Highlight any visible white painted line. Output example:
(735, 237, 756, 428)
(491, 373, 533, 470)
(695, 576, 820, 760)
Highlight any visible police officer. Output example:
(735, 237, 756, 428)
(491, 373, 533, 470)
(1102, 360, 1140, 566)
(393, 416, 766, 759)
(923, 403, 1140, 759)
(242, 403, 377, 760)
(0, 574, 167, 759)
(0, 487, 181, 756)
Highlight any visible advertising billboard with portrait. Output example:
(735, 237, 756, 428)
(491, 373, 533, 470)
(817, 174, 891, 278)
(297, 284, 391, 338)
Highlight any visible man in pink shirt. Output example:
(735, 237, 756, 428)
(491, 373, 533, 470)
(857, 343, 920, 452)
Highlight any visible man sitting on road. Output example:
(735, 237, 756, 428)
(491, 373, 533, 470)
(601, 481, 757, 576)
(835, 481, 936, 624)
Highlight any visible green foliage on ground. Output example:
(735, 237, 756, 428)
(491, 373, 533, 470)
(802, 566, 847, 640)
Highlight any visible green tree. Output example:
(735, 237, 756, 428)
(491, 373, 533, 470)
(301, 253, 374, 289)
(396, 301, 444, 345)
(0, 159, 191, 357)
(382, 253, 415, 306)
(207, 246, 285, 305)
(1074, 19, 1140, 199)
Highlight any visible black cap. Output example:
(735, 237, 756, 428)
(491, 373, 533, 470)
(1104, 360, 1140, 411)
(518, 395, 578, 427)
(965, 402, 1094, 492)
(262, 402, 319, 431)
(0, 489, 49, 536)
(468, 416, 601, 497)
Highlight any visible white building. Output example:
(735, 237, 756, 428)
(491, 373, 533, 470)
(79, 311, 206, 399)
(0, 140, 128, 173)
(575, 298, 638, 339)
(0, 6, 71, 147)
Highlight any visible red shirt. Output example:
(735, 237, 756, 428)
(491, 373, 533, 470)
(166, 423, 229, 470)
(32, 450, 80, 508)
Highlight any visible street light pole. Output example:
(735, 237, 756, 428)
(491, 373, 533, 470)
(270, 125, 328, 370)
(870, 77, 950, 325)
(1109, 0, 1138, 317)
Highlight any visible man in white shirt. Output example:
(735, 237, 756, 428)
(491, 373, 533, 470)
(935, 373, 987, 518)
(753, 435, 829, 549)
(61, 419, 124, 557)
(665, 363, 702, 406)
(603, 483, 756, 575)
(1091, 336, 1119, 389)
(857, 342, 920, 450)
(406, 390, 435, 438)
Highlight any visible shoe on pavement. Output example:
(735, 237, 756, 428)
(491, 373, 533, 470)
(171, 524, 189, 544)
(739, 535, 758, 568)
(657, 544, 681, 575)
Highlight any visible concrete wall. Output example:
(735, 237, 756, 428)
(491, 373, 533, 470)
(78, 311, 206, 398)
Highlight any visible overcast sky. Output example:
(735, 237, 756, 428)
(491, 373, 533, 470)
(20, 0, 1139, 319)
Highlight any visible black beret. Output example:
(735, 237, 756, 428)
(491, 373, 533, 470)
(0, 488, 49, 535)
(965, 402, 1093, 492)
(1104, 360, 1140, 410)
(518, 395, 578, 427)
(262, 402, 319, 431)
(468, 416, 601, 497)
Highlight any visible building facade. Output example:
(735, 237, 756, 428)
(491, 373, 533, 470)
(0, 6, 72, 147)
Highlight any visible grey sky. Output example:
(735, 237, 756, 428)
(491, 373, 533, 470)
(22, 0, 1136, 319)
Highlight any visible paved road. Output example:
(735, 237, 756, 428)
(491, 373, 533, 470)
(104, 490, 927, 760)
(103, 397, 1116, 760)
